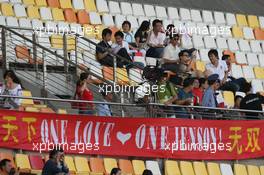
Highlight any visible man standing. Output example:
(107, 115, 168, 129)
(202, 74, 220, 108)
(97, 89, 113, 116)
(0, 159, 19, 175)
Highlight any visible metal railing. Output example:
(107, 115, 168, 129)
(0, 94, 263, 120)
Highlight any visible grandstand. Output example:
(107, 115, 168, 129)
(0, 0, 263, 174)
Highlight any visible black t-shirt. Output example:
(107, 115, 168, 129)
(42, 159, 69, 175)
(240, 94, 264, 117)
(96, 41, 111, 54)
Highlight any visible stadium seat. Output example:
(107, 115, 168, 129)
(89, 12, 102, 25)
(223, 50, 236, 62)
(236, 14, 248, 27)
(179, 8, 191, 21)
(117, 68, 129, 85)
(164, 160, 181, 175)
(19, 18, 32, 29)
(223, 91, 234, 107)
(47, 0, 60, 8)
(250, 40, 262, 53)
(243, 27, 255, 40)
(254, 66, 264, 79)
(247, 53, 259, 66)
(10, 0, 22, 3)
(214, 11, 226, 24)
(127, 15, 139, 29)
(102, 66, 114, 82)
(0, 16, 6, 26)
(192, 35, 204, 49)
(0, 152, 15, 167)
(6, 16, 19, 27)
(190, 9, 202, 22)
(202, 10, 214, 24)
(84, 0, 97, 12)
(227, 38, 239, 51)
(64, 9, 77, 23)
(145, 161, 161, 175)
(259, 16, 264, 29)
(222, 26, 232, 38)
(35, 0, 47, 7)
(243, 65, 255, 79)
(104, 158, 118, 174)
(216, 37, 228, 49)
(52, 8, 64, 21)
(115, 14, 126, 28)
(235, 51, 247, 64)
(180, 161, 195, 175)
(196, 22, 209, 35)
(259, 54, 264, 67)
(247, 165, 260, 175)
(58, 108, 67, 114)
(40, 108, 55, 113)
(167, 7, 179, 20)
(29, 154, 44, 174)
(21, 90, 34, 105)
(109, 1, 121, 15)
(193, 162, 208, 175)
(260, 166, 264, 175)
(51, 35, 63, 49)
(144, 4, 156, 17)
(14, 4, 27, 18)
(120, 2, 133, 16)
(119, 159, 134, 175)
(248, 15, 260, 28)
(199, 49, 210, 62)
(45, 21, 57, 31)
(77, 10, 90, 24)
(64, 156, 76, 174)
(90, 157, 105, 175)
(25, 107, 40, 112)
(234, 164, 248, 175)
(27, 6, 40, 19)
(132, 3, 145, 17)
(129, 68, 143, 85)
(220, 164, 234, 175)
(254, 28, 264, 40)
(72, 0, 85, 10)
(74, 156, 91, 174)
(252, 79, 264, 93)
(204, 36, 217, 48)
(1, 3, 14, 16)
(102, 14, 114, 27)
(96, 0, 109, 13)
(40, 7, 53, 21)
(238, 39, 251, 52)
(23, 0, 34, 5)
(232, 26, 243, 38)
(196, 60, 206, 72)
(156, 6, 167, 19)
(132, 160, 145, 175)
(231, 64, 243, 78)
(15, 154, 31, 173)
(70, 23, 83, 35)
(207, 162, 221, 175)
(226, 13, 237, 26)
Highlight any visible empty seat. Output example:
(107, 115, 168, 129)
(251, 79, 264, 93)
(27, 6, 40, 19)
(90, 157, 105, 175)
(29, 155, 44, 174)
(232, 26, 243, 38)
(120, 2, 132, 16)
(238, 39, 251, 52)
(190, 9, 202, 22)
(180, 8, 191, 21)
(247, 53, 259, 66)
(52, 8, 64, 21)
(0, 16, 6, 26)
(216, 37, 228, 49)
(156, 6, 167, 19)
(1, 3, 14, 16)
(199, 49, 210, 62)
(64, 9, 77, 23)
(40, 7, 53, 21)
(89, 12, 102, 25)
(222, 26, 232, 38)
(223, 91, 234, 107)
(64, 156, 76, 174)
(144, 4, 156, 17)
(220, 163, 234, 175)
(207, 162, 221, 175)
(167, 7, 179, 20)
(234, 164, 247, 175)
(108, 1, 121, 15)
(202, 10, 214, 24)
(77, 10, 89, 24)
(7, 16, 19, 27)
(102, 14, 114, 27)
(47, 0, 60, 8)
(104, 158, 118, 174)
(254, 66, 264, 79)
(14, 4, 27, 18)
(21, 90, 34, 105)
(119, 159, 133, 175)
(260, 166, 264, 175)
(248, 15, 259, 28)
(243, 65, 255, 79)
(11, 0, 22, 3)
(96, 0, 109, 13)
(50, 35, 63, 49)
(247, 165, 260, 175)
(132, 3, 144, 17)
(193, 162, 208, 175)
(259, 16, 264, 29)
(132, 160, 145, 175)
(250, 40, 262, 53)
(115, 14, 126, 28)
(193, 35, 204, 48)
(204, 36, 216, 49)
(214, 11, 226, 24)
(45, 21, 57, 31)
(72, 0, 84, 10)
(84, 0, 97, 12)
(35, 0, 47, 7)
(127, 15, 139, 29)
(226, 13, 237, 26)
(231, 64, 243, 78)
(74, 156, 91, 174)
(254, 28, 264, 40)
(236, 14, 248, 27)
(129, 68, 143, 85)
(165, 160, 181, 175)
(243, 27, 255, 40)
(259, 54, 264, 67)
(227, 38, 239, 51)
(235, 51, 247, 64)
(196, 22, 209, 35)
(19, 18, 32, 29)
(23, 0, 34, 5)
(180, 161, 195, 175)
(146, 161, 161, 175)
(15, 154, 31, 173)
(196, 60, 206, 72)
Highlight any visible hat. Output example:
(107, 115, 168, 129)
(208, 74, 220, 83)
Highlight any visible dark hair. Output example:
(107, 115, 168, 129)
(101, 85, 113, 97)
(142, 169, 153, 175)
(110, 168, 121, 175)
(183, 78, 194, 88)
(102, 28, 112, 38)
(208, 49, 218, 58)
(0, 159, 11, 170)
(222, 54, 230, 61)
(138, 21, 150, 32)
(114, 31, 124, 38)
(166, 24, 175, 30)
(178, 50, 189, 57)
(208, 79, 219, 86)
(4, 70, 21, 85)
(80, 72, 89, 81)
(170, 33, 180, 40)
(166, 24, 175, 36)
(122, 21, 131, 29)
(152, 19, 162, 27)
(199, 78, 207, 87)
(49, 147, 64, 159)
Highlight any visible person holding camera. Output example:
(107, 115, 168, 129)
(0, 159, 20, 175)
(42, 148, 69, 175)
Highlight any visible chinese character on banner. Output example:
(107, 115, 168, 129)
(22, 117, 37, 142)
(229, 127, 242, 155)
(245, 128, 261, 152)
(2, 116, 18, 143)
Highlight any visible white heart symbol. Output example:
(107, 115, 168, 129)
(116, 132, 131, 145)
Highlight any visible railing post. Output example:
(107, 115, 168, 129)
(75, 35, 78, 78)
(41, 50, 48, 98)
(1, 28, 7, 72)
(32, 33, 39, 78)
(63, 34, 69, 80)
(113, 55, 117, 83)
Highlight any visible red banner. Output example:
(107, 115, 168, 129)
(0, 110, 263, 160)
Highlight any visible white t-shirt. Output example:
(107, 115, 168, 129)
(148, 31, 166, 46)
(112, 41, 130, 53)
(162, 44, 181, 62)
(1, 84, 22, 108)
(206, 60, 228, 81)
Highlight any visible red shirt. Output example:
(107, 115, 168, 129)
(76, 86, 94, 110)
(192, 88, 203, 106)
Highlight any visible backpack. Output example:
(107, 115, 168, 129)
(142, 66, 164, 82)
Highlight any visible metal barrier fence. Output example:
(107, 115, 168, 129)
(0, 95, 263, 120)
